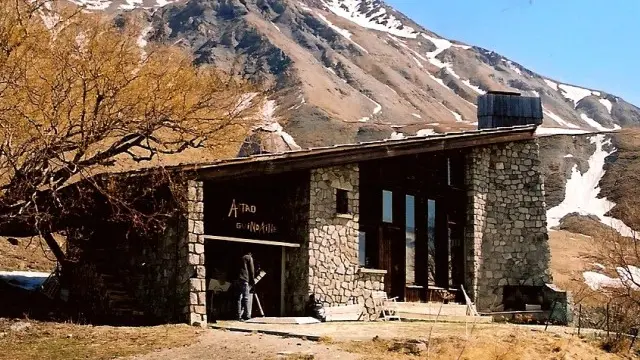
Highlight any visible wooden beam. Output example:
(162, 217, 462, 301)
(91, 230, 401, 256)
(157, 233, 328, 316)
(203, 235, 301, 248)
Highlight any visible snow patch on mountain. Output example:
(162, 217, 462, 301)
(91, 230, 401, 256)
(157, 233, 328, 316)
(535, 127, 589, 136)
(543, 79, 559, 91)
(546, 134, 635, 237)
(462, 79, 486, 95)
(543, 109, 580, 129)
(316, 13, 369, 53)
(416, 129, 436, 136)
(449, 109, 463, 122)
(558, 84, 595, 108)
(256, 100, 300, 150)
(599, 98, 613, 114)
(322, 0, 418, 39)
(68, 0, 112, 10)
(580, 114, 620, 131)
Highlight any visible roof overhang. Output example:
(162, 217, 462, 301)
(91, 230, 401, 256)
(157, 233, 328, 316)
(180, 125, 537, 181)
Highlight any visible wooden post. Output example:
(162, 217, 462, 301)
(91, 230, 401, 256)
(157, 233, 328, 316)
(578, 304, 582, 336)
(606, 302, 610, 338)
(545, 300, 557, 331)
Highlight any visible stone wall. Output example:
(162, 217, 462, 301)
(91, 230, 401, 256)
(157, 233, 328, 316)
(465, 140, 552, 311)
(184, 180, 207, 326)
(308, 165, 385, 320)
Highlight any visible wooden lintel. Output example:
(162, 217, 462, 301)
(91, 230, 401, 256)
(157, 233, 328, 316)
(203, 235, 301, 248)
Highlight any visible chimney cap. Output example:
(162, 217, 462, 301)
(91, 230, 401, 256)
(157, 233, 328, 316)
(487, 90, 521, 96)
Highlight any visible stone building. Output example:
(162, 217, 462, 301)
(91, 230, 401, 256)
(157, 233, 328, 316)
(62, 92, 564, 325)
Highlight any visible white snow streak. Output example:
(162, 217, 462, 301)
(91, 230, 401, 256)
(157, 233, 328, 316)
(544, 79, 559, 91)
(428, 74, 451, 92)
(67, 0, 112, 10)
(599, 98, 613, 114)
(270, 21, 281, 32)
(449, 109, 463, 122)
(416, 129, 436, 136)
(136, 25, 153, 49)
(298, 2, 312, 12)
(256, 100, 300, 150)
(390, 132, 405, 140)
(546, 135, 635, 237)
(559, 83, 595, 107)
(412, 56, 423, 68)
(118, 0, 142, 10)
(315, 13, 369, 53)
(462, 79, 486, 95)
(564, 154, 574, 158)
(580, 113, 620, 131)
(322, 0, 418, 39)
(535, 127, 589, 136)
(421, 33, 451, 69)
(411, 113, 422, 119)
(543, 109, 580, 129)
(583, 271, 622, 291)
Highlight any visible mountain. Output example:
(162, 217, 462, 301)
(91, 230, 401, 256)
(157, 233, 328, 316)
(60, 0, 640, 148)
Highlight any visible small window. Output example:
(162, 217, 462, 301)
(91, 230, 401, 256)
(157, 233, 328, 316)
(382, 190, 393, 223)
(336, 189, 349, 214)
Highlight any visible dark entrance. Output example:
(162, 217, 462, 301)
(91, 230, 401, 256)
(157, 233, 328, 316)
(359, 151, 467, 302)
(202, 172, 309, 318)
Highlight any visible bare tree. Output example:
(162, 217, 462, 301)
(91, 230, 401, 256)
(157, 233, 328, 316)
(0, 1, 263, 258)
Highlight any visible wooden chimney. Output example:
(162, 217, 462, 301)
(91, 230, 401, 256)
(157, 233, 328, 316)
(477, 91, 543, 129)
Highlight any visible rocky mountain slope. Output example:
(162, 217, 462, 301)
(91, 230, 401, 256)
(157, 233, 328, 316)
(53, 0, 640, 237)
(60, 0, 640, 148)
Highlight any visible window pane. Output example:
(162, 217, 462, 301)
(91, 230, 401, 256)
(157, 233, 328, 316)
(358, 231, 367, 266)
(382, 190, 393, 223)
(405, 195, 416, 286)
(336, 189, 349, 214)
(427, 199, 436, 286)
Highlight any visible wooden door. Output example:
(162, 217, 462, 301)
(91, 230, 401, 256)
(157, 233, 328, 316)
(379, 225, 405, 300)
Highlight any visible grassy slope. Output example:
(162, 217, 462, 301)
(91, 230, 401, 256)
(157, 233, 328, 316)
(0, 236, 62, 272)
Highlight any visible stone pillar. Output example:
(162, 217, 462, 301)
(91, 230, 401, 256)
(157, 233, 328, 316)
(184, 180, 207, 326)
(465, 140, 552, 311)
(464, 146, 490, 303)
(307, 165, 385, 320)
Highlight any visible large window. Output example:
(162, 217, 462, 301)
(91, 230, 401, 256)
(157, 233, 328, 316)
(382, 190, 393, 223)
(427, 199, 436, 286)
(405, 195, 416, 286)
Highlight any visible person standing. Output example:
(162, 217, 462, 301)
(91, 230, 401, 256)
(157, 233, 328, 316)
(236, 250, 255, 321)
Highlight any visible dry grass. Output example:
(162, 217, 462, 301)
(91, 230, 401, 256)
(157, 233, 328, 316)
(338, 326, 627, 360)
(0, 319, 200, 360)
(0, 235, 64, 271)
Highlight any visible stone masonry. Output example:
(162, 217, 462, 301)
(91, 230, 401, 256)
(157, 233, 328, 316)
(465, 140, 552, 311)
(308, 165, 385, 320)
(184, 180, 207, 326)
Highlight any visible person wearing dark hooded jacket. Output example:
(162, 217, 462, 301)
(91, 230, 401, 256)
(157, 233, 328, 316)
(235, 251, 255, 321)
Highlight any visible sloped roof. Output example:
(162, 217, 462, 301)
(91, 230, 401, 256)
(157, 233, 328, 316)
(181, 125, 538, 180)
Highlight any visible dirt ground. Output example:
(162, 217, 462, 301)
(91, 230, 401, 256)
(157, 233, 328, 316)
(129, 324, 631, 360)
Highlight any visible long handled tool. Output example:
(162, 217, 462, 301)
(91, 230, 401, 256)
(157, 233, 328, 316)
(251, 270, 267, 317)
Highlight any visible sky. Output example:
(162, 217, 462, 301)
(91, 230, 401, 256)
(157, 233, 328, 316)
(385, 0, 640, 107)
